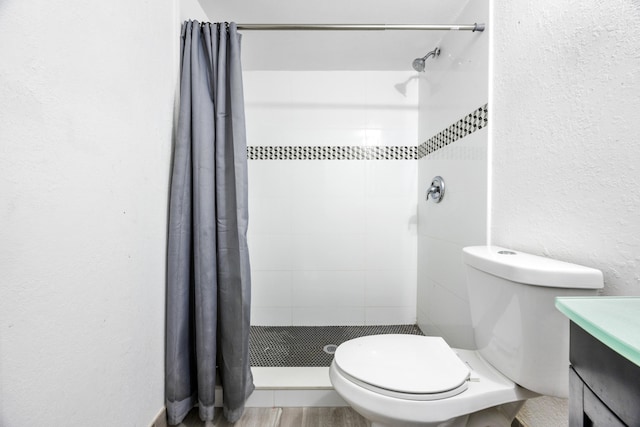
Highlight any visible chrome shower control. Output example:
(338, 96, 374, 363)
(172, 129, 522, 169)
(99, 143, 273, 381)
(426, 176, 445, 203)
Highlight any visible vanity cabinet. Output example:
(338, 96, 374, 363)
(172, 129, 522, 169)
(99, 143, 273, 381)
(556, 297, 640, 427)
(569, 322, 639, 427)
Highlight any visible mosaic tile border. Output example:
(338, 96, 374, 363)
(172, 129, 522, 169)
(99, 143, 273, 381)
(247, 145, 417, 160)
(246, 103, 488, 161)
(417, 103, 488, 159)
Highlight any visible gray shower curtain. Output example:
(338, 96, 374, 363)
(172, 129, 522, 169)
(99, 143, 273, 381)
(165, 21, 253, 425)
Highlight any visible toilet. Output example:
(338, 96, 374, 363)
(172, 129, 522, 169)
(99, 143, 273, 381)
(329, 246, 603, 427)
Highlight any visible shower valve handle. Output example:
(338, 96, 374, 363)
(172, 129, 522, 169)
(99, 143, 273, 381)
(426, 185, 440, 200)
(426, 176, 445, 203)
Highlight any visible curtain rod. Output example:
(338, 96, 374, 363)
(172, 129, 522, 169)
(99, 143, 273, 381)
(235, 23, 485, 32)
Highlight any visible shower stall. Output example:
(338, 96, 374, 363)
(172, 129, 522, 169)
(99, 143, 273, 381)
(185, 0, 491, 408)
(245, 66, 428, 367)
(239, 22, 485, 370)
(243, 66, 429, 407)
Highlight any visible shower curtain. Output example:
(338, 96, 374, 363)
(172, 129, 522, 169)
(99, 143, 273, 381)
(165, 21, 253, 425)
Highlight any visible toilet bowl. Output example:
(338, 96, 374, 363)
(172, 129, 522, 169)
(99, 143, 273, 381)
(329, 246, 604, 427)
(329, 335, 536, 427)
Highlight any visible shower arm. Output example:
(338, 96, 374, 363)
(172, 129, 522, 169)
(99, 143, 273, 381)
(420, 47, 441, 61)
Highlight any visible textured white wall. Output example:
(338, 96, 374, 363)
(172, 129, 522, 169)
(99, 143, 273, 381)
(0, 1, 177, 426)
(490, 1, 640, 425)
(245, 71, 418, 326)
(491, 1, 640, 295)
(416, 0, 489, 349)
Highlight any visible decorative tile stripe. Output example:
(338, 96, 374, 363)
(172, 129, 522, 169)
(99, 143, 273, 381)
(246, 103, 488, 161)
(417, 103, 488, 159)
(247, 145, 417, 160)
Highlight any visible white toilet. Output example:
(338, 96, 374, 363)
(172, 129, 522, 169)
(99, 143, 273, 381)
(329, 246, 603, 427)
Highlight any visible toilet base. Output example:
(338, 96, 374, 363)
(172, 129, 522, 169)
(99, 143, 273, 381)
(368, 402, 524, 427)
(369, 415, 468, 427)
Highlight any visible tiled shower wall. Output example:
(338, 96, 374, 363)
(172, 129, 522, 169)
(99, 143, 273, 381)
(245, 71, 418, 326)
(416, 0, 489, 349)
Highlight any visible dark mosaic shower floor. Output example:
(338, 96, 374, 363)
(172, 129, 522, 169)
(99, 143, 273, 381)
(249, 325, 424, 367)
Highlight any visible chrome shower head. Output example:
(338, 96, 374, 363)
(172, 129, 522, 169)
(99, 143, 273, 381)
(412, 58, 426, 72)
(412, 47, 440, 72)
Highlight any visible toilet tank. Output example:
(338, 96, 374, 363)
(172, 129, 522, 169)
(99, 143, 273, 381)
(463, 246, 603, 398)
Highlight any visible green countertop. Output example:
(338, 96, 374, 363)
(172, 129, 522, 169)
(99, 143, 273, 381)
(556, 297, 640, 368)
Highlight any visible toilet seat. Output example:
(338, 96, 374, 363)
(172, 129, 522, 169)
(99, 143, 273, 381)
(333, 335, 470, 401)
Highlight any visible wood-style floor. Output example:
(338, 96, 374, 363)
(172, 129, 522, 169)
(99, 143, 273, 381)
(177, 407, 371, 427)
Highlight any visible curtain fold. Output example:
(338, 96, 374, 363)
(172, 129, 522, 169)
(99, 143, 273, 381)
(166, 21, 253, 425)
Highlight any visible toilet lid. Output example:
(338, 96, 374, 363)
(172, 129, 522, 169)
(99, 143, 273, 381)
(334, 335, 470, 399)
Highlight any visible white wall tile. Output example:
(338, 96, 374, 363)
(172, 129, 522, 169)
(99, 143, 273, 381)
(252, 271, 293, 308)
(322, 162, 368, 197)
(287, 161, 325, 195)
(365, 307, 416, 325)
(419, 137, 487, 195)
(288, 161, 367, 198)
(245, 71, 419, 148)
(291, 196, 366, 235)
(422, 277, 475, 349)
(253, 128, 366, 147)
(421, 192, 486, 245)
(246, 71, 420, 325)
(292, 307, 365, 326)
(248, 234, 293, 271)
(365, 108, 418, 133)
(416, 10, 489, 143)
(248, 161, 293, 198)
(289, 105, 368, 132)
(417, 130, 487, 247)
(365, 197, 417, 236)
(376, 128, 417, 147)
(291, 233, 365, 271)
(286, 72, 368, 131)
(416, 26, 489, 348)
(243, 71, 294, 104)
(416, 308, 443, 338)
(419, 237, 468, 301)
(365, 269, 416, 307)
(251, 307, 292, 326)
(249, 196, 292, 235)
(364, 231, 416, 271)
(364, 71, 419, 106)
(292, 271, 365, 308)
(365, 161, 417, 198)
(246, 105, 299, 137)
(288, 72, 367, 106)
(364, 71, 419, 136)
(416, 240, 433, 313)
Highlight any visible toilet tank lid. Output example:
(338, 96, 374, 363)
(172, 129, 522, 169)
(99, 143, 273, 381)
(463, 246, 603, 289)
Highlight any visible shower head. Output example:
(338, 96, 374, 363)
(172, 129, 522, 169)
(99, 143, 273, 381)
(412, 58, 426, 72)
(412, 47, 440, 72)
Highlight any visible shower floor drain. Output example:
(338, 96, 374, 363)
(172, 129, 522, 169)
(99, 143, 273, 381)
(323, 344, 338, 354)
